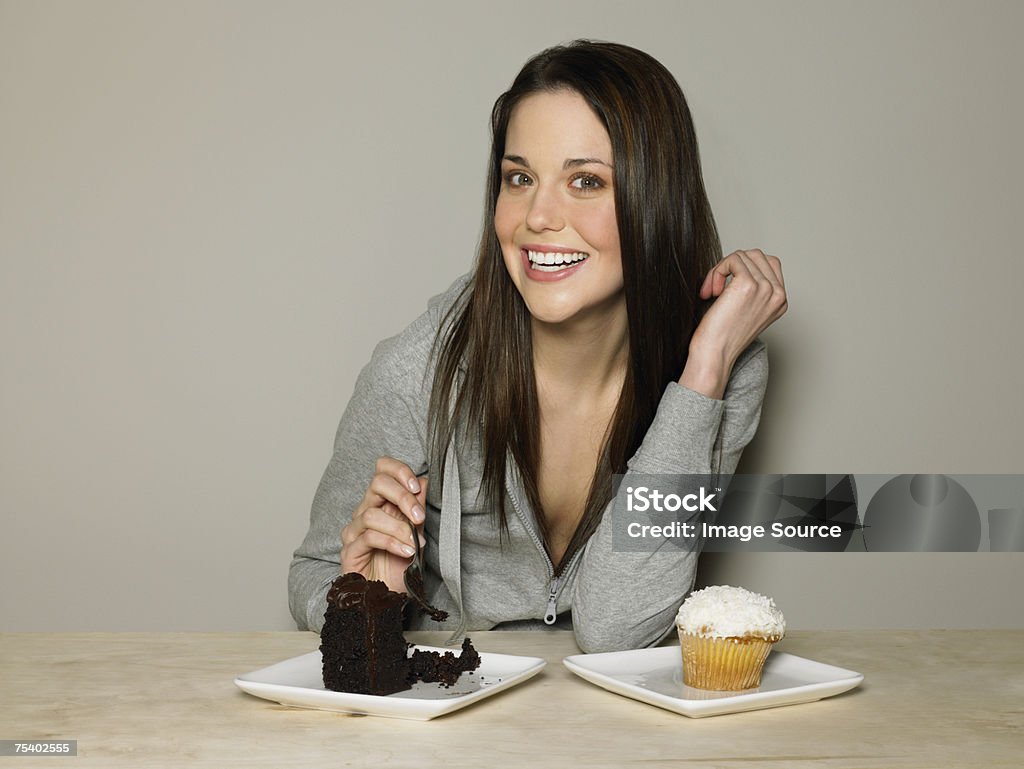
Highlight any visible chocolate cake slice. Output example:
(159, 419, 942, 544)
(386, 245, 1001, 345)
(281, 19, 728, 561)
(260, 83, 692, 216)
(320, 572, 482, 696)
(320, 573, 411, 695)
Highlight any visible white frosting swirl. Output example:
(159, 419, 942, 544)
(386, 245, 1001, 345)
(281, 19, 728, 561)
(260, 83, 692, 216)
(675, 585, 785, 639)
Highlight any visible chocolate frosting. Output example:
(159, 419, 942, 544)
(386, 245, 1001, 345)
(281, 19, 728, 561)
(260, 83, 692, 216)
(327, 572, 407, 611)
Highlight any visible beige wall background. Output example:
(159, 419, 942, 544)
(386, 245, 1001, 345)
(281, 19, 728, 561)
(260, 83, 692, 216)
(2, 0, 1021, 631)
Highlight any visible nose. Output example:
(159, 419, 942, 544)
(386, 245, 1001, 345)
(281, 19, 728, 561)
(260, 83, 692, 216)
(525, 183, 564, 233)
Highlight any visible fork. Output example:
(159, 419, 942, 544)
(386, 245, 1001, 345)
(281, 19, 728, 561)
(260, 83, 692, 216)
(403, 519, 448, 622)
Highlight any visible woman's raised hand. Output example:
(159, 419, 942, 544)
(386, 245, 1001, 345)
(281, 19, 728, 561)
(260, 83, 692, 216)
(340, 456, 428, 594)
(680, 249, 787, 399)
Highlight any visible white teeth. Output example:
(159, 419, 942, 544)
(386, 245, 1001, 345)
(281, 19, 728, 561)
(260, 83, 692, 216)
(526, 250, 588, 271)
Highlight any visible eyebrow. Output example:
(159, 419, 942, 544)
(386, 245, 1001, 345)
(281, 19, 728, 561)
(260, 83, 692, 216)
(503, 154, 614, 171)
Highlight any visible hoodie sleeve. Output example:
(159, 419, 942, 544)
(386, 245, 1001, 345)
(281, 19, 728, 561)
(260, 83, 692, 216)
(287, 278, 468, 632)
(569, 340, 768, 653)
(286, 336, 431, 633)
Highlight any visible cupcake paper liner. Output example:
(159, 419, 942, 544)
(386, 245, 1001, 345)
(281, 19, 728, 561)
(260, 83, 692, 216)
(678, 630, 778, 691)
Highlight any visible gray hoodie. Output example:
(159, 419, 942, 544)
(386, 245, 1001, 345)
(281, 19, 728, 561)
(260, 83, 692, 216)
(288, 274, 767, 653)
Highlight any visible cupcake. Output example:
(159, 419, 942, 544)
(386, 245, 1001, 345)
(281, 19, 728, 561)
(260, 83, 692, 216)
(675, 585, 785, 691)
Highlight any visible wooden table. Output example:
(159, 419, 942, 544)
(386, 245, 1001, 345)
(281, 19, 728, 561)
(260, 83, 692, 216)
(2, 630, 1021, 768)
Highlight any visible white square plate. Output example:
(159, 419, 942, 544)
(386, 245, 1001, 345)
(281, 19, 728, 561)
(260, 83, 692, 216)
(563, 646, 863, 718)
(235, 645, 545, 721)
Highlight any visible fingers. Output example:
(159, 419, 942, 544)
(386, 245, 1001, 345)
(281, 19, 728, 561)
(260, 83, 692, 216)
(702, 251, 744, 299)
(701, 249, 787, 318)
(343, 513, 417, 557)
(741, 248, 785, 292)
(341, 502, 423, 562)
(743, 249, 787, 319)
(375, 456, 423, 495)
(366, 473, 426, 524)
(341, 456, 430, 572)
(363, 457, 428, 524)
(381, 501, 427, 548)
(700, 250, 751, 299)
(736, 249, 787, 319)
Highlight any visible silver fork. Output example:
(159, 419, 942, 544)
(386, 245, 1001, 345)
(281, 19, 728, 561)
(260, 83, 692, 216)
(403, 519, 448, 622)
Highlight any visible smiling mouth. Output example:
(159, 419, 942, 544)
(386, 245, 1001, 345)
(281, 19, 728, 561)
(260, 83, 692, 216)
(525, 249, 589, 273)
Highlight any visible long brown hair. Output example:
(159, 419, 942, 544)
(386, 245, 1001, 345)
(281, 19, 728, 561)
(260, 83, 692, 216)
(429, 40, 721, 572)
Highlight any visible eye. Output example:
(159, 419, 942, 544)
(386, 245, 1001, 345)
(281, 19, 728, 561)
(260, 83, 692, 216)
(569, 173, 605, 192)
(504, 171, 533, 188)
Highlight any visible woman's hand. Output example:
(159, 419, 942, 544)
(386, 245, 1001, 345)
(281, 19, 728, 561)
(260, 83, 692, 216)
(680, 249, 787, 399)
(340, 456, 428, 594)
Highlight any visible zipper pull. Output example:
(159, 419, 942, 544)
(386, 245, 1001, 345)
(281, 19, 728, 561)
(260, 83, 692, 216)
(543, 575, 562, 625)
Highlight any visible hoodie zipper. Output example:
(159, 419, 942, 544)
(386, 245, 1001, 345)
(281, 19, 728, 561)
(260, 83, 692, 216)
(505, 471, 583, 625)
(543, 574, 564, 624)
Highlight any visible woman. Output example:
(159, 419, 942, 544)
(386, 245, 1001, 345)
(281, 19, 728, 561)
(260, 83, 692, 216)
(289, 41, 786, 653)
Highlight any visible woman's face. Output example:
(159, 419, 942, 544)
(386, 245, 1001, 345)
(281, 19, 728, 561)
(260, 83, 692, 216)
(495, 89, 623, 328)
